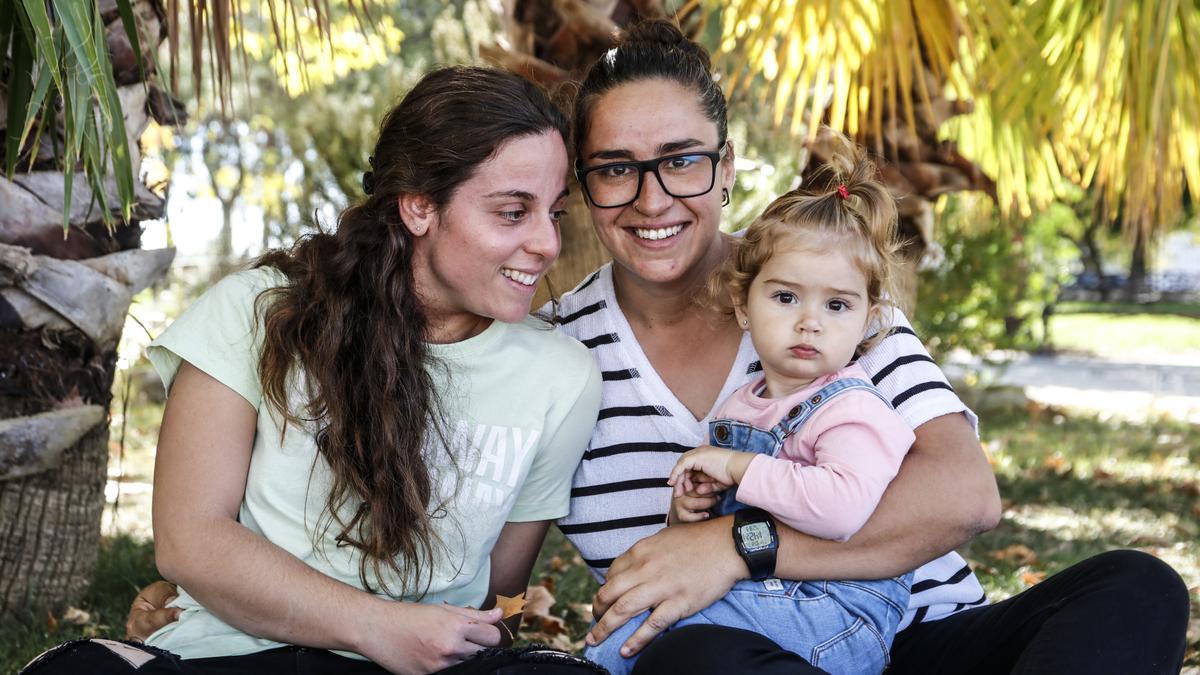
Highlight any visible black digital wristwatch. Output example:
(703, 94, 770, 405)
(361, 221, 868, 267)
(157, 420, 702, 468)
(732, 507, 778, 580)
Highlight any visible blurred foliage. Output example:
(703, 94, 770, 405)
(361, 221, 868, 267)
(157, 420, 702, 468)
(913, 193, 1075, 357)
(159, 1, 498, 254)
(714, 0, 1200, 244)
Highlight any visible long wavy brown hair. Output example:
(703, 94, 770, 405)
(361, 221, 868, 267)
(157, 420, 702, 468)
(252, 66, 568, 597)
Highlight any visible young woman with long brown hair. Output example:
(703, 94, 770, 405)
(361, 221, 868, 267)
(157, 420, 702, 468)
(21, 66, 603, 675)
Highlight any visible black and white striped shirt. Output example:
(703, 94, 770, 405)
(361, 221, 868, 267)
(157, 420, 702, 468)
(550, 263, 987, 630)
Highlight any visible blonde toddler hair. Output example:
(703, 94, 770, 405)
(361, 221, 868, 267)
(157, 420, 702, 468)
(710, 131, 905, 354)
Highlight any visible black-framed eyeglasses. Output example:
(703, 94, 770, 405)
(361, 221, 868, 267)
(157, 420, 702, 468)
(576, 144, 728, 209)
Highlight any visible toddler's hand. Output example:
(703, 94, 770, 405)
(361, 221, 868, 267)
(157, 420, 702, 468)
(667, 445, 753, 496)
(668, 489, 720, 525)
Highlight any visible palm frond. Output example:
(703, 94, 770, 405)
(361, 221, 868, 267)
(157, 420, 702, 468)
(712, 0, 1200, 241)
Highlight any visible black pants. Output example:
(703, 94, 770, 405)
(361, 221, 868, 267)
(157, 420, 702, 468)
(632, 550, 1191, 675)
(20, 641, 606, 675)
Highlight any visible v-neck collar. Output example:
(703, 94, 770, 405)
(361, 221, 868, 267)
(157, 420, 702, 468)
(599, 264, 758, 433)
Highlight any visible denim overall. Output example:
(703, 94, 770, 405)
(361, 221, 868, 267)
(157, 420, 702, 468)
(585, 378, 913, 675)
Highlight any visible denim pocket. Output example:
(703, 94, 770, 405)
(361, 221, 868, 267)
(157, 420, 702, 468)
(810, 618, 890, 675)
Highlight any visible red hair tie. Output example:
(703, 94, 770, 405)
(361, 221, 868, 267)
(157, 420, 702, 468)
(836, 184, 850, 200)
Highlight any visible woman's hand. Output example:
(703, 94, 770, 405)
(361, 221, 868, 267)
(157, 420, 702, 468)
(356, 601, 504, 675)
(126, 580, 181, 641)
(587, 516, 745, 658)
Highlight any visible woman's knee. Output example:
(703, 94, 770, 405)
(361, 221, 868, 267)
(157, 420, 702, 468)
(1091, 549, 1188, 607)
(1074, 549, 1191, 642)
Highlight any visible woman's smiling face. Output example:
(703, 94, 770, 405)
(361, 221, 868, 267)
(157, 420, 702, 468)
(579, 78, 734, 287)
(407, 130, 569, 340)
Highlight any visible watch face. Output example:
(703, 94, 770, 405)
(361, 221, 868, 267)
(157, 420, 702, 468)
(738, 522, 773, 551)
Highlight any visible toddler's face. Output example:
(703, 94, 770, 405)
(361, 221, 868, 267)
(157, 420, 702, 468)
(734, 244, 872, 398)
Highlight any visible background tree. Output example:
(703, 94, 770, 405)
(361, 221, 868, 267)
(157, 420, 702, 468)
(1, 0, 180, 620)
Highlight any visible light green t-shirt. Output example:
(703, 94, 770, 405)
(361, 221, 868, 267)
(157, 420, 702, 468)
(144, 268, 601, 659)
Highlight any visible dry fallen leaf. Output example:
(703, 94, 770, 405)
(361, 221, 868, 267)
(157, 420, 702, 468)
(1041, 455, 1069, 473)
(522, 585, 566, 635)
(62, 606, 91, 626)
(989, 544, 1039, 566)
(495, 592, 526, 620)
(568, 602, 594, 624)
(523, 585, 555, 619)
(46, 610, 58, 632)
(1021, 570, 1047, 586)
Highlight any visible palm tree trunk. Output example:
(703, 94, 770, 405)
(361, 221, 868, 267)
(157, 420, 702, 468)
(0, 0, 180, 620)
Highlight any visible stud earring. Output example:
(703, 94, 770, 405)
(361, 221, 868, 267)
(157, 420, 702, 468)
(741, 318, 748, 328)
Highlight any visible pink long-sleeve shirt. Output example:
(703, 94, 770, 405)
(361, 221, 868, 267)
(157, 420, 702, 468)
(719, 363, 915, 541)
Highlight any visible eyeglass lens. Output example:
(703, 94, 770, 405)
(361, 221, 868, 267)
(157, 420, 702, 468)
(584, 154, 716, 207)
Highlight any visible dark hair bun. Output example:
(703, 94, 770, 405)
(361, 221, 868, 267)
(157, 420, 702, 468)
(621, 19, 711, 71)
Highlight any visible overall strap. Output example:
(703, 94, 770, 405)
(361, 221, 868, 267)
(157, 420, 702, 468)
(771, 377, 892, 439)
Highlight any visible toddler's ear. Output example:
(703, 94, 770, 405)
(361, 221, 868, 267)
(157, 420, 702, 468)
(732, 300, 749, 330)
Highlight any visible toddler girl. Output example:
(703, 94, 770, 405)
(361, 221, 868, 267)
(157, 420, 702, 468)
(586, 138, 915, 675)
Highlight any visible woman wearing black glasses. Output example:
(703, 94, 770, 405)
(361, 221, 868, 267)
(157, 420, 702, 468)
(553, 19, 1189, 675)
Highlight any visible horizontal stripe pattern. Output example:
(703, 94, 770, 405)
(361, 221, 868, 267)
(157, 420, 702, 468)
(550, 263, 984, 627)
(582, 442, 690, 461)
(558, 513, 668, 535)
(571, 477, 669, 498)
(581, 333, 619, 349)
(597, 405, 671, 421)
(559, 300, 606, 325)
(870, 354, 936, 385)
(601, 368, 639, 381)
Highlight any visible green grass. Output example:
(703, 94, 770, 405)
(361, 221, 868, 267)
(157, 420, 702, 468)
(5, 407, 1197, 671)
(1049, 311, 1200, 361)
(1055, 301, 1200, 318)
(1, 535, 160, 673)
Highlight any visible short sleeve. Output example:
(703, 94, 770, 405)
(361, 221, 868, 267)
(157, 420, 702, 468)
(145, 268, 281, 408)
(857, 307, 978, 432)
(506, 357, 602, 522)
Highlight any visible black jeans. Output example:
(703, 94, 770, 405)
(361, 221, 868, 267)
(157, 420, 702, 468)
(632, 550, 1190, 675)
(20, 641, 606, 675)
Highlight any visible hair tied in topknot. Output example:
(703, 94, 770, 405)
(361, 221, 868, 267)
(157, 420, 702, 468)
(623, 20, 711, 69)
(362, 155, 376, 195)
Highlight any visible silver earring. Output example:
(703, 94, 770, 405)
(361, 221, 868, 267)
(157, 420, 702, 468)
(741, 319, 748, 327)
